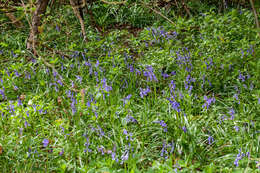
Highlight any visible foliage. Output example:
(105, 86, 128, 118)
(0, 3, 260, 173)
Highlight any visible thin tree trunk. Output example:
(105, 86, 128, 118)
(249, 0, 260, 38)
(69, 0, 87, 41)
(26, 0, 50, 50)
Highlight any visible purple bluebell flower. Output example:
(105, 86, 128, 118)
(154, 120, 167, 132)
(129, 65, 134, 72)
(71, 98, 76, 115)
(19, 128, 23, 135)
(182, 126, 187, 133)
(167, 97, 181, 112)
(101, 78, 112, 93)
(161, 72, 170, 79)
(25, 72, 31, 79)
(84, 137, 92, 153)
(208, 136, 214, 145)
(17, 98, 22, 106)
(143, 66, 158, 82)
(202, 95, 215, 110)
(14, 85, 18, 90)
(233, 94, 240, 104)
(59, 149, 64, 156)
(0, 88, 5, 99)
(258, 98, 260, 104)
(234, 149, 243, 167)
(98, 146, 105, 155)
(238, 71, 245, 82)
(14, 70, 20, 77)
(135, 69, 141, 76)
(160, 142, 168, 159)
(126, 115, 138, 124)
(169, 141, 175, 153)
(169, 80, 176, 94)
(76, 75, 82, 84)
(229, 108, 235, 120)
(121, 150, 129, 163)
(42, 139, 49, 147)
(140, 87, 151, 98)
(122, 94, 132, 106)
(234, 126, 239, 132)
(56, 24, 60, 32)
(111, 144, 117, 161)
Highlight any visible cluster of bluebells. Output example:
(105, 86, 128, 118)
(234, 149, 250, 167)
(175, 48, 193, 72)
(160, 141, 174, 159)
(167, 80, 181, 113)
(184, 74, 195, 94)
(146, 26, 178, 45)
(143, 66, 158, 82)
(66, 90, 77, 115)
(154, 120, 167, 132)
(202, 95, 216, 110)
(140, 87, 151, 98)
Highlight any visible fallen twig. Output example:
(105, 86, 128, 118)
(140, 2, 175, 26)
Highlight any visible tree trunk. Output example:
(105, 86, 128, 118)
(26, 0, 50, 50)
(249, 0, 260, 38)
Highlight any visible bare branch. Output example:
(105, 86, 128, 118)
(140, 2, 175, 26)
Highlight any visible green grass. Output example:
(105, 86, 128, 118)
(0, 8, 260, 172)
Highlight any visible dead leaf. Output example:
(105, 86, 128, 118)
(57, 96, 62, 105)
(20, 94, 26, 100)
(0, 145, 3, 154)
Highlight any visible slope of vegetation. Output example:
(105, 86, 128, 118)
(0, 2, 260, 172)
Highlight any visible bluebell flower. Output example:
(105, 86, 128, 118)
(161, 72, 170, 79)
(0, 88, 5, 99)
(42, 139, 49, 148)
(160, 142, 168, 159)
(229, 108, 235, 120)
(202, 95, 215, 110)
(154, 120, 167, 132)
(101, 78, 112, 92)
(121, 150, 129, 163)
(56, 24, 60, 32)
(126, 115, 138, 124)
(98, 146, 105, 155)
(14, 70, 20, 77)
(238, 71, 245, 82)
(140, 87, 151, 98)
(234, 126, 239, 132)
(57, 80, 63, 86)
(76, 75, 82, 84)
(233, 94, 240, 104)
(208, 136, 214, 145)
(18, 98, 23, 106)
(167, 97, 181, 112)
(122, 94, 132, 106)
(182, 126, 187, 133)
(169, 80, 176, 94)
(143, 66, 158, 82)
(59, 149, 64, 156)
(234, 149, 243, 167)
